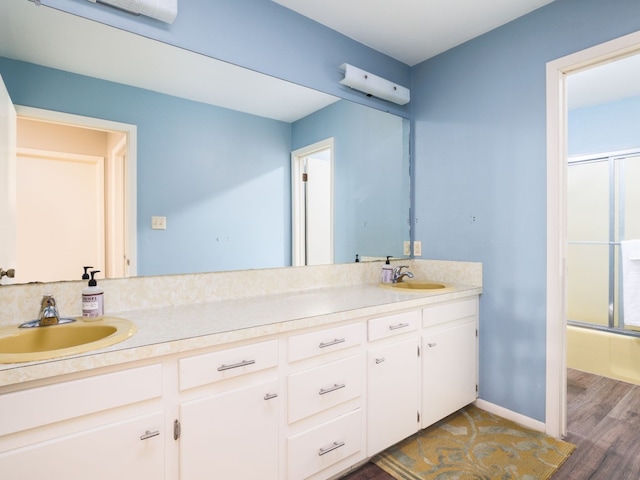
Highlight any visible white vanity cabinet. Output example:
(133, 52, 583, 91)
(286, 322, 365, 480)
(366, 311, 420, 456)
(421, 297, 478, 429)
(0, 364, 165, 480)
(178, 340, 279, 480)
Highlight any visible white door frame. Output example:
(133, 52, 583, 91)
(291, 138, 334, 266)
(15, 105, 138, 277)
(546, 30, 640, 438)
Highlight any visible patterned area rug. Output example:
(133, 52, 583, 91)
(373, 405, 575, 480)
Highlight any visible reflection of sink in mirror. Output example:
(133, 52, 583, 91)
(381, 281, 448, 290)
(0, 317, 136, 364)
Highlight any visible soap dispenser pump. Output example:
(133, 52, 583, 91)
(381, 256, 393, 283)
(82, 266, 93, 280)
(82, 270, 104, 319)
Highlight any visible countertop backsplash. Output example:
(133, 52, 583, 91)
(0, 259, 481, 328)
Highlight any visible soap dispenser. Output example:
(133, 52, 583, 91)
(381, 256, 393, 283)
(82, 270, 104, 319)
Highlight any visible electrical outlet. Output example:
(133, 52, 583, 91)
(413, 240, 422, 257)
(151, 216, 166, 230)
(403, 241, 411, 256)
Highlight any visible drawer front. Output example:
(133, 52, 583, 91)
(288, 409, 362, 480)
(288, 355, 362, 423)
(422, 297, 478, 328)
(288, 323, 362, 363)
(0, 364, 162, 437)
(368, 311, 418, 341)
(179, 340, 278, 391)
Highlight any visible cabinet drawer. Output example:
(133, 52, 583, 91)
(368, 311, 418, 341)
(288, 323, 362, 363)
(288, 409, 362, 480)
(0, 364, 162, 437)
(422, 297, 478, 328)
(288, 355, 362, 423)
(179, 340, 278, 391)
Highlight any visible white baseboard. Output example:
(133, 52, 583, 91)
(474, 399, 546, 433)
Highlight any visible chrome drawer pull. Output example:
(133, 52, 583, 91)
(217, 359, 256, 371)
(427, 342, 437, 348)
(389, 322, 409, 330)
(375, 357, 385, 364)
(140, 430, 160, 441)
(319, 383, 346, 395)
(319, 338, 346, 348)
(264, 393, 278, 401)
(318, 441, 345, 456)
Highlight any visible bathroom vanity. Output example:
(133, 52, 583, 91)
(0, 261, 481, 480)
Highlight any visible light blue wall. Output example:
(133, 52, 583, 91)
(0, 57, 292, 275)
(292, 100, 410, 263)
(569, 95, 640, 155)
(42, 0, 410, 118)
(412, 0, 640, 421)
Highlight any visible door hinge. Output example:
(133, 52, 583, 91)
(302, 173, 308, 182)
(417, 411, 420, 423)
(476, 329, 478, 337)
(476, 384, 478, 393)
(417, 345, 420, 357)
(174, 419, 181, 440)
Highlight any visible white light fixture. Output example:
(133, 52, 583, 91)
(339, 63, 410, 105)
(88, 0, 178, 24)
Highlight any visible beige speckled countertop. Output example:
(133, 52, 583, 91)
(0, 280, 481, 388)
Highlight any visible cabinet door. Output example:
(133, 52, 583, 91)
(367, 338, 419, 456)
(180, 378, 278, 480)
(0, 412, 164, 479)
(422, 320, 477, 428)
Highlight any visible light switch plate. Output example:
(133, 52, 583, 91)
(151, 216, 166, 230)
(413, 240, 422, 256)
(403, 241, 411, 256)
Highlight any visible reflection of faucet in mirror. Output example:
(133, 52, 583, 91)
(0, 268, 15, 284)
(393, 266, 414, 283)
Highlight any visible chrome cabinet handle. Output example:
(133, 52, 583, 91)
(389, 322, 409, 330)
(318, 441, 345, 456)
(140, 430, 160, 441)
(319, 338, 346, 348)
(427, 342, 437, 348)
(217, 359, 256, 371)
(375, 357, 385, 364)
(264, 393, 278, 400)
(319, 383, 346, 395)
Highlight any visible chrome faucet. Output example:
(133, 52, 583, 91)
(393, 265, 414, 283)
(38, 294, 61, 326)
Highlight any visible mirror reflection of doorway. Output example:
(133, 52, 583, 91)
(291, 138, 334, 266)
(4, 102, 137, 283)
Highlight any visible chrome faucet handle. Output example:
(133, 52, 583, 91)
(393, 265, 410, 275)
(38, 294, 60, 326)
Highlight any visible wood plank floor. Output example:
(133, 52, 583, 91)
(341, 369, 640, 479)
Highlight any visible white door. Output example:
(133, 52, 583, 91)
(16, 149, 105, 283)
(0, 75, 16, 284)
(292, 138, 334, 266)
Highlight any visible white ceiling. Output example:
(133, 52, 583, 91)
(273, 0, 555, 66)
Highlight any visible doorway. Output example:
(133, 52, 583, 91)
(546, 30, 640, 438)
(12, 106, 137, 282)
(291, 138, 334, 266)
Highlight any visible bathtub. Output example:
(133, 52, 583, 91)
(567, 325, 640, 385)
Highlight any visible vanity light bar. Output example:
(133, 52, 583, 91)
(88, 0, 177, 24)
(339, 63, 410, 105)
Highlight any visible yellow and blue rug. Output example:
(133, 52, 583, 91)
(373, 405, 575, 480)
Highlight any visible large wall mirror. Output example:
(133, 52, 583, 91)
(0, 1, 410, 284)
